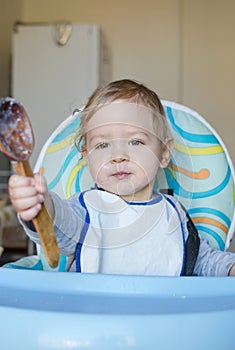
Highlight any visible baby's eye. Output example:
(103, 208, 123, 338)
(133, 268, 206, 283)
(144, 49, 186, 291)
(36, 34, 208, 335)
(96, 142, 109, 149)
(129, 139, 145, 146)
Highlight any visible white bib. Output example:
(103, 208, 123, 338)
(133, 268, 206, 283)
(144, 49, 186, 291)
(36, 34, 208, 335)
(76, 190, 185, 276)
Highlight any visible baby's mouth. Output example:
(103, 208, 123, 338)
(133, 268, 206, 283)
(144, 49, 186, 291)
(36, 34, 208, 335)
(112, 171, 131, 180)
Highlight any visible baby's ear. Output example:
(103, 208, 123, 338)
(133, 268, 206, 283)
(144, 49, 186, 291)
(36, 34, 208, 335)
(81, 144, 87, 158)
(160, 138, 174, 168)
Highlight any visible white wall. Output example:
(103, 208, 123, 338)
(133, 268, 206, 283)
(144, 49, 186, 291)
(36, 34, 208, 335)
(182, 0, 235, 162)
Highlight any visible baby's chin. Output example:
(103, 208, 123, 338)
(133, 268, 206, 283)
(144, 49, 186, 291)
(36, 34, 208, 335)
(97, 181, 134, 196)
(98, 186, 151, 202)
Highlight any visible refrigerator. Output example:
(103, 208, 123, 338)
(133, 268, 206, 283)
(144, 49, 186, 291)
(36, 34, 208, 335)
(12, 23, 109, 166)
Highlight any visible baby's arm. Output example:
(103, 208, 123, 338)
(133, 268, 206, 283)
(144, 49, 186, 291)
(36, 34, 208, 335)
(193, 237, 235, 276)
(8, 173, 54, 221)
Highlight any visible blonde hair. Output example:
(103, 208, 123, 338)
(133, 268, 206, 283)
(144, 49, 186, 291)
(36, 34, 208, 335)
(75, 79, 170, 149)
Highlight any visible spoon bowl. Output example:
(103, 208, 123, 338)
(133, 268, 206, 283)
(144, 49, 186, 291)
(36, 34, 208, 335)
(0, 97, 60, 268)
(0, 97, 34, 161)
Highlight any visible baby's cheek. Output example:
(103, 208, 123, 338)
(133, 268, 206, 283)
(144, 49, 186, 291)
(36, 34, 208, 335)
(88, 157, 105, 183)
(133, 149, 160, 170)
(142, 156, 161, 182)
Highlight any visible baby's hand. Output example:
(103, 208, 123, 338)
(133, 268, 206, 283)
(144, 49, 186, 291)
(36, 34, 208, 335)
(8, 173, 47, 221)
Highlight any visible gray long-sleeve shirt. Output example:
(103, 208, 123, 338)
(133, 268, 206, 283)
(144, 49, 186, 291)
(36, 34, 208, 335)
(24, 190, 235, 276)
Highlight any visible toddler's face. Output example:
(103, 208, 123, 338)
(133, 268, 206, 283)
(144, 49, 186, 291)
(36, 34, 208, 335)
(83, 102, 172, 201)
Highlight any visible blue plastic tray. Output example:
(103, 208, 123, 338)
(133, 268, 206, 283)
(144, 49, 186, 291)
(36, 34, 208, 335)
(1, 268, 235, 349)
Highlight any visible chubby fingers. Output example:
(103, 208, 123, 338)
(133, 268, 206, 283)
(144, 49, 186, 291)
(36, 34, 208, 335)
(8, 174, 45, 221)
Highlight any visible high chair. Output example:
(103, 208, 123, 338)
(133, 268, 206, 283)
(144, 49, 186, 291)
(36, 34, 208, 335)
(4, 100, 235, 270)
(1, 101, 235, 350)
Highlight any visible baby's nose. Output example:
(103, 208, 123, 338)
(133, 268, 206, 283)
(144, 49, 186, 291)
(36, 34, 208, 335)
(110, 141, 129, 163)
(111, 156, 128, 163)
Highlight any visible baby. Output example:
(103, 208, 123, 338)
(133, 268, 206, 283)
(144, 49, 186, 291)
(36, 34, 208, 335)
(8, 79, 235, 275)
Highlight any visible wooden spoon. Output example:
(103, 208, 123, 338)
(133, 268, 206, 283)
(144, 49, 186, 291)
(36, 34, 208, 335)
(0, 97, 60, 268)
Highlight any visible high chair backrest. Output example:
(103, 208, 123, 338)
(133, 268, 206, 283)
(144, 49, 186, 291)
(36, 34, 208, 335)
(35, 101, 235, 270)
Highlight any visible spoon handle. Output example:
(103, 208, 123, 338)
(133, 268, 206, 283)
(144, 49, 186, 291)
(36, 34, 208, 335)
(13, 161, 60, 268)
